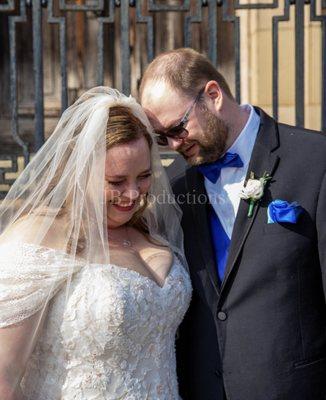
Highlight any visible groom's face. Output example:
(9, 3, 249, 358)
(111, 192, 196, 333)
(141, 82, 228, 165)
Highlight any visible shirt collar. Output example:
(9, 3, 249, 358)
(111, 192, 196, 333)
(227, 104, 260, 167)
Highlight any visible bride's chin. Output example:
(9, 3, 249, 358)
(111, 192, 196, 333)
(106, 214, 134, 229)
(107, 220, 125, 229)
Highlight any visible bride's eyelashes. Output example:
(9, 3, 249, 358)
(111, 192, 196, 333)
(109, 180, 124, 187)
(108, 173, 152, 187)
(138, 172, 152, 182)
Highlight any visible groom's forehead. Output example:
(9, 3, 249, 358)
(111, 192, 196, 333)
(141, 80, 185, 109)
(141, 79, 170, 99)
(141, 82, 187, 127)
(144, 107, 182, 132)
(143, 98, 188, 129)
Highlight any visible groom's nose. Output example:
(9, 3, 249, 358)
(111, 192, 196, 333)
(167, 137, 183, 151)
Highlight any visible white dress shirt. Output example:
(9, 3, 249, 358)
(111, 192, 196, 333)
(204, 104, 261, 239)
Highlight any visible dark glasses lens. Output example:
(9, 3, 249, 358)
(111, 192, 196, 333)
(156, 135, 169, 146)
(167, 125, 188, 138)
(155, 127, 188, 146)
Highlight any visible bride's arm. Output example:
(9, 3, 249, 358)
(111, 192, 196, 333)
(0, 217, 76, 399)
(0, 310, 43, 400)
(0, 215, 68, 399)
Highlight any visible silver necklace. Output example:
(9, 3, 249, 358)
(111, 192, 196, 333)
(108, 226, 132, 248)
(122, 236, 132, 247)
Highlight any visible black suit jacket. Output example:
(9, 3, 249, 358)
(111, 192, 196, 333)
(172, 108, 326, 400)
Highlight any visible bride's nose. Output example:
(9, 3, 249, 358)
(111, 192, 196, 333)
(122, 183, 140, 201)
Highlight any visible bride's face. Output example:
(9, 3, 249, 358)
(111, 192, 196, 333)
(105, 136, 152, 229)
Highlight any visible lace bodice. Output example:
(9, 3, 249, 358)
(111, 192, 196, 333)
(0, 242, 191, 400)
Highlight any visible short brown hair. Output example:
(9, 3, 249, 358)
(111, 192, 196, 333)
(140, 48, 234, 100)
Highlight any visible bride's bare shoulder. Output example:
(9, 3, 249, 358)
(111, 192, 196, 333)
(0, 213, 69, 250)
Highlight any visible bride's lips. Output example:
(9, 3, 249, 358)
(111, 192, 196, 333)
(112, 202, 136, 212)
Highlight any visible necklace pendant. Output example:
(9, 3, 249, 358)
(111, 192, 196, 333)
(122, 239, 132, 247)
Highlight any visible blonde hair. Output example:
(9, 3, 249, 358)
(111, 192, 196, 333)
(106, 106, 153, 149)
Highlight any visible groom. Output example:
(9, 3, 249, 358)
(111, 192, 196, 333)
(140, 48, 326, 400)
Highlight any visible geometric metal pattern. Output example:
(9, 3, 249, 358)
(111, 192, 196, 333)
(0, 155, 27, 199)
(0, 0, 325, 196)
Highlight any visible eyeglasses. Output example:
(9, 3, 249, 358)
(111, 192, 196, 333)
(155, 89, 204, 146)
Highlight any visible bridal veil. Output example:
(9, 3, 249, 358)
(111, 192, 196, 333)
(0, 87, 185, 388)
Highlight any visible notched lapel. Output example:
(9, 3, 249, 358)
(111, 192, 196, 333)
(186, 167, 220, 296)
(220, 108, 280, 293)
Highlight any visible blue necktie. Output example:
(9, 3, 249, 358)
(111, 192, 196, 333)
(197, 152, 243, 282)
(209, 207, 230, 282)
(197, 152, 243, 183)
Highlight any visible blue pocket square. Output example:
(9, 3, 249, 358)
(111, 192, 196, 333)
(267, 199, 303, 224)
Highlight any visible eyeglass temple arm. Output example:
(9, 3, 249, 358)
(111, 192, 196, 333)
(181, 88, 205, 124)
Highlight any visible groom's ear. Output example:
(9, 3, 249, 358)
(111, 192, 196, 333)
(204, 81, 223, 111)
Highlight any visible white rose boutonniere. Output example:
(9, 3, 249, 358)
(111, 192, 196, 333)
(240, 171, 271, 217)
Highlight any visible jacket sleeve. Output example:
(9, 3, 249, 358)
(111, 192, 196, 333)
(316, 170, 326, 300)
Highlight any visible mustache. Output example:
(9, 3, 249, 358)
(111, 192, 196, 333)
(179, 141, 197, 153)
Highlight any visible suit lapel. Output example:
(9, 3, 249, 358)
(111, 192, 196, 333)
(186, 167, 220, 296)
(220, 108, 280, 293)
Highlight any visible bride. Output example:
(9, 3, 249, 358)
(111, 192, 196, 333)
(0, 87, 192, 400)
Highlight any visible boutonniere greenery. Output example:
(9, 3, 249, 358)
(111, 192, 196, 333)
(240, 171, 272, 217)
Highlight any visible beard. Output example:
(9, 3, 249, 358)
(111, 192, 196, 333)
(182, 109, 229, 166)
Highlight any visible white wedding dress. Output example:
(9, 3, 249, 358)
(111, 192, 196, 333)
(0, 242, 192, 400)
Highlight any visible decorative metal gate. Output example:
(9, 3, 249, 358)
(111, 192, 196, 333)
(0, 0, 325, 198)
